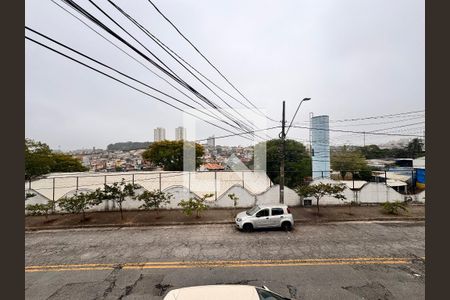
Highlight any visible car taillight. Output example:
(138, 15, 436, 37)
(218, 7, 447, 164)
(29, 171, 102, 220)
(287, 207, 291, 214)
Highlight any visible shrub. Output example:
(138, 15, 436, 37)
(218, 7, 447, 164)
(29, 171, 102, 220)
(295, 183, 346, 215)
(102, 179, 136, 220)
(58, 191, 101, 222)
(382, 201, 408, 215)
(178, 193, 213, 218)
(134, 190, 173, 216)
(25, 201, 54, 219)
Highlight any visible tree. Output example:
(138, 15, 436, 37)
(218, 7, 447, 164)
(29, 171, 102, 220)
(58, 191, 101, 222)
(358, 144, 386, 159)
(331, 146, 370, 179)
(295, 183, 346, 215)
(134, 190, 173, 217)
(102, 179, 136, 220)
(25, 138, 87, 180)
(51, 152, 88, 173)
(25, 139, 54, 180)
(407, 138, 425, 159)
(254, 139, 311, 188)
(142, 140, 204, 171)
(178, 193, 213, 218)
(228, 193, 239, 209)
(228, 193, 239, 216)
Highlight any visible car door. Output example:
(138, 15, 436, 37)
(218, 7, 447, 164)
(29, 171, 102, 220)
(254, 208, 270, 228)
(269, 207, 285, 227)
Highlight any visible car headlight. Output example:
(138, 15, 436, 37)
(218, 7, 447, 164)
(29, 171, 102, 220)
(236, 218, 242, 222)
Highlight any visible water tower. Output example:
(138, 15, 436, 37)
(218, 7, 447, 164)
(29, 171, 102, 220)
(311, 115, 330, 179)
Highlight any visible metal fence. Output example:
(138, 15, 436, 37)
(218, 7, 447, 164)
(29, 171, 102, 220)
(25, 170, 273, 201)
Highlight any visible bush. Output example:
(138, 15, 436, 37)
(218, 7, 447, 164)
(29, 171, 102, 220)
(178, 193, 213, 218)
(58, 191, 101, 222)
(134, 190, 173, 216)
(382, 201, 408, 215)
(102, 179, 136, 220)
(25, 201, 54, 218)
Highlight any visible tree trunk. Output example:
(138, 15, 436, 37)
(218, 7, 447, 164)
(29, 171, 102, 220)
(316, 198, 320, 215)
(81, 210, 85, 222)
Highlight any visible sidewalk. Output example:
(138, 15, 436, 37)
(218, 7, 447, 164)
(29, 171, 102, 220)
(25, 204, 425, 231)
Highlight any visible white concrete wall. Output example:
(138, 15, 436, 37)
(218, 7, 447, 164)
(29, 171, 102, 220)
(25, 172, 425, 215)
(213, 185, 256, 208)
(256, 185, 300, 206)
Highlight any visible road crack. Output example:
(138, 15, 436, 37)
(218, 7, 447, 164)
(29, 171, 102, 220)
(118, 274, 143, 299)
(101, 264, 123, 299)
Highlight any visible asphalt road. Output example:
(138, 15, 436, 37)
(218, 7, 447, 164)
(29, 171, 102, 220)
(25, 221, 425, 299)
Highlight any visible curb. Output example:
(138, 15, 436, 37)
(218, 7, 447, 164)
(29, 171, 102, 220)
(25, 217, 425, 231)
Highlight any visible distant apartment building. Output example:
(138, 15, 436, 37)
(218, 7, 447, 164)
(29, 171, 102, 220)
(175, 126, 186, 141)
(154, 127, 166, 142)
(207, 135, 215, 148)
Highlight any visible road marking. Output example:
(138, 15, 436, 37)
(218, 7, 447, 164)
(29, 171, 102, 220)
(26, 257, 421, 273)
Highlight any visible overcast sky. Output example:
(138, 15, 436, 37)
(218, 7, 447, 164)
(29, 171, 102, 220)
(25, 0, 424, 151)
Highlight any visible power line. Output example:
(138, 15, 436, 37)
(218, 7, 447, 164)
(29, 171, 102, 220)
(107, 0, 273, 142)
(146, 0, 279, 123)
(108, 0, 255, 112)
(25, 35, 258, 142)
(368, 122, 425, 133)
(50, 0, 214, 112)
(60, 0, 255, 136)
(329, 110, 425, 123)
(25, 26, 259, 139)
(85, 0, 256, 134)
(294, 110, 425, 126)
(291, 125, 424, 137)
(51, 0, 265, 142)
(195, 126, 281, 143)
(329, 115, 424, 128)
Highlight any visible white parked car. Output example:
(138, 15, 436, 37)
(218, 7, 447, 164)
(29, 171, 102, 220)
(235, 205, 294, 232)
(163, 284, 290, 300)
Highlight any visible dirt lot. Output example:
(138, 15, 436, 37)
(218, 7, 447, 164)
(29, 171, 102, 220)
(25, 204, 425, 229)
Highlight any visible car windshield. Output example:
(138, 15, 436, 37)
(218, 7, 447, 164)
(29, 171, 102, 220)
(246, 206, 260, 216)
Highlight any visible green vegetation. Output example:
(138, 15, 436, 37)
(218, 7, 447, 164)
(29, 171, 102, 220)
(357, 138, 425, 160)
(142, 140, 204, 171)
(58, 192, 102, 222)
(254, 139, 311, 188)
(25, 201, 55, 219)
(102, 179, 136, 220)
(295, 183, 346, 215)
(331, 146, 371, 180)
(382, 201, 408, 215)
(134, 190, 173, 216)
(25, 192, 36, 199)
(25, 138, 87, 180)
(227, 193, 239, 209)
(178, 193, 213, 218)
(107, 141, 152, 151)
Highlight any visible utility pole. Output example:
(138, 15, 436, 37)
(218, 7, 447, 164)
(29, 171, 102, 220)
(279, 101, 286, 204)
(279, 97, 311, 204)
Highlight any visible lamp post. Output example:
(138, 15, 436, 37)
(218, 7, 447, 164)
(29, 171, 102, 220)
(279, 98, 311, 204)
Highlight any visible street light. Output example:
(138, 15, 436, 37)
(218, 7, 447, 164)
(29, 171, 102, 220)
(279, 97, 311, 204)
(285, 98, 312, 136)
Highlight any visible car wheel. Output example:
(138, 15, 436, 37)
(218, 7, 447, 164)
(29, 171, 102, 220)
(243, 223, 253, 232)
(281, 221, 292, 231)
